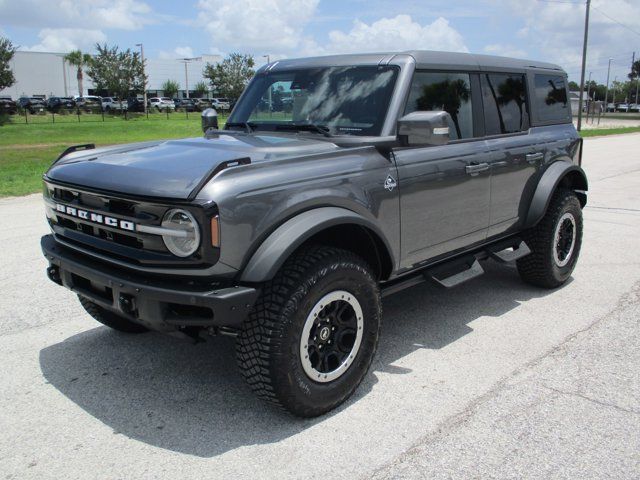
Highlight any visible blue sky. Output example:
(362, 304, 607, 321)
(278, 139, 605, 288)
(0, 0, 638, 83)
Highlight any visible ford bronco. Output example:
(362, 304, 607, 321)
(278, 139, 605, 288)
(41, 51, 587, 417)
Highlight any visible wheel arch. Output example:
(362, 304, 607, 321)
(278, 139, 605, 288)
(524, 161, 588, 229)
(239, 207, 395, 283)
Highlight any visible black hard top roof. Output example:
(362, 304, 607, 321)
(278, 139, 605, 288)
(266, 50, 564, 74)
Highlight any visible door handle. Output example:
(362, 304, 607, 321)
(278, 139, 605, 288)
(465, 163, 490, 175)
(526, 152, 544, 164)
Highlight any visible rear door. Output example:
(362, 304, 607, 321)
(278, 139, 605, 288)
(393, 71, 492, 269)
(479, 72, 541, 237)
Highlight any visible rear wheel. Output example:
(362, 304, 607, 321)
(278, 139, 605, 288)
(78, 295, 149, 333)
(236, 246, 381, 417)
(517, 189, 583, 288)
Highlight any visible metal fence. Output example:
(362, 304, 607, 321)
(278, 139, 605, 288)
(4, 107, 230, 125)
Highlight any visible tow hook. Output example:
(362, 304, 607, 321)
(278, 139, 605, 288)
(118, 294, 137, 315)
(47, 266, 62, 285)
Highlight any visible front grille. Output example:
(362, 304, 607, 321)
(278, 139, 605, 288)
(43, 181, 215, 269)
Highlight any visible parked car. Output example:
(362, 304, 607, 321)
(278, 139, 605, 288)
(148, 97, 175, 111)
(101, 97, 127, 112)
(174, 98, 197, 112)
(211, 97, 231, 110)
(41, 50, 587, 417)
(17, 96, 46, 114)
(0, 97, 17, 114)
(606, 102, 616, 112)
(629, 103, 639, 113)
(46, 96, 76, 112)
(617, 103, 630, 112)
(127, 96, 146, 112)
(75, 96, 102, 112)
(193, 98, 212, 110)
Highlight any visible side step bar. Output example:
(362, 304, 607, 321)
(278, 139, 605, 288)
(381, 238, 531, 296)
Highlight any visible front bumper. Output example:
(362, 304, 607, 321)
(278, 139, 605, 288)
(41, 234, 259, 332)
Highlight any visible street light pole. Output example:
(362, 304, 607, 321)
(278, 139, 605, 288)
(181, 58, 199, 99)
(604, 58, 612, 113)
(136, 43, 147, 114)
(577, 0, 591, 131)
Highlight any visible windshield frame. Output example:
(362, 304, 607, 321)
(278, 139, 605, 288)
(227, 65, 401, 137)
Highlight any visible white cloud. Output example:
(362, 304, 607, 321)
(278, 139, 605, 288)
(0, 0, 153, 31)
(23, 28, 107, 52)
(197, 0, 319, 53)
(504, 0, 638, 81)
(324, 15, 468, 55)
(159, 46, 195, 59)
(483, 44, 527, 59)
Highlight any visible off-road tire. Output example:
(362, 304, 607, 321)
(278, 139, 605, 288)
(236, 246, 382, 417)
(78, 295, 149, 333)
(517, 188, 583, 288)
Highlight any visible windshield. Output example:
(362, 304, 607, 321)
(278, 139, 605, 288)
(227, 65, 399, 136)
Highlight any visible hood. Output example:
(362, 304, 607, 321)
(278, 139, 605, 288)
(46, 133, 339, 200)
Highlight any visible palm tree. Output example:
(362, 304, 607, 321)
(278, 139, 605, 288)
(497, 76, 527, 130)
(418, 78, 471, 139)
(64, 50, 93, 97)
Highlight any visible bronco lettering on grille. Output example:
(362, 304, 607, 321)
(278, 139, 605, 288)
(55, 203, 135, 231)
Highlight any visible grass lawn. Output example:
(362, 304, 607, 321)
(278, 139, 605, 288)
(0, 117, 638, 198)
(579, 126, 640, 137)
(0, 116, 226, 197)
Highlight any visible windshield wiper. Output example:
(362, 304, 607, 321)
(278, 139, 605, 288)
(275, 123, 333, 137)
(225, 121, 256, 133)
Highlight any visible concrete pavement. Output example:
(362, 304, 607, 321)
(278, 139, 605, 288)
(0, 133, 639, 479)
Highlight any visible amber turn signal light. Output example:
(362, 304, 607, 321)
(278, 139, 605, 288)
(210, 215, 220, 247)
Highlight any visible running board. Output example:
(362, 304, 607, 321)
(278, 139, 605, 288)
(427, 258, 484, 288)
(488, 240, 531, 263)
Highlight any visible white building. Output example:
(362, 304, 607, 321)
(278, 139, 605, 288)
(0, 50, 222, 99)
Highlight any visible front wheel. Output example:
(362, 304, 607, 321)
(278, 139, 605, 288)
(517, 188, 583, 288)
(236, 246, 382, 417)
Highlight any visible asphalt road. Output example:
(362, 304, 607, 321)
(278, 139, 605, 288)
(1, 134, 639, 479)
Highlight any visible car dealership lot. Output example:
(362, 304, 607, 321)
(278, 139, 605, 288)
(1, 134, 639, 479)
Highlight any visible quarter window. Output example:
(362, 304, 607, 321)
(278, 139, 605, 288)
(481, 74, 529, 135)
(534, 74, 570, 123)
(404, 72, 474, 140)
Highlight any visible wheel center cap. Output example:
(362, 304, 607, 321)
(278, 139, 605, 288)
(319, 326, 331, 341)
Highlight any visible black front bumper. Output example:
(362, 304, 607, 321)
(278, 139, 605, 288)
(41, 234, 259, 332)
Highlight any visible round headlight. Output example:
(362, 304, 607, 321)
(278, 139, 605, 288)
(161, 209, 200, 257)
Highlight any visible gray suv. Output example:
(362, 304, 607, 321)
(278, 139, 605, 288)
(41, 51, 587, 417)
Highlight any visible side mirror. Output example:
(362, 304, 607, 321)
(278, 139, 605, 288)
(397, 111, 452, 146)
(201, 108, 219, 134)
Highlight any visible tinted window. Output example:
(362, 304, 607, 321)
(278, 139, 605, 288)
(481, 74, 529, 135)
(404, 72, 474, 140)
(534, 74, 569, 122)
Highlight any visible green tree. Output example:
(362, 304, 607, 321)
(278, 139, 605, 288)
(628, 60, 640, 80)
(162, 79, 179, 98)
(64, 50, 93, 97)
(86, 44, 146, 99)
(0, 37, 16, 91)
(568, 80, 580, 91)
(194, 81, 209, 98)
(203, 53, 255, 101)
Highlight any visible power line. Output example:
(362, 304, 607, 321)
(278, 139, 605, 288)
(592, 6, 640, 37)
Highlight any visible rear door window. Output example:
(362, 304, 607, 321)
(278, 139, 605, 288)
(481, 73, 529, 135)
(533, 74, 570, 123)
(404, 72, 474, 140)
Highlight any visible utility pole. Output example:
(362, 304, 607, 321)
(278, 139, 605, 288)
(577, 0, 591, 131)
(604, 57, 612, 113)
(627, 52, 635, 104)
(136, 43, 147, 114)
(632, 52, 638, 106)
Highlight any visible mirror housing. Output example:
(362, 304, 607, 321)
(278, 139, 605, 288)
(397, 111, 452, 146)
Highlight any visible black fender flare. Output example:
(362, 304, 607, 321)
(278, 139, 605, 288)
(240, 207, 393, 283)
(524, 161, 588, 228)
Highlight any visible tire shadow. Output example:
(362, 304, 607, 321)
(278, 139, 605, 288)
(39, 260, 562, 457)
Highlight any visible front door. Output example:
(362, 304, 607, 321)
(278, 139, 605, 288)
(394, 71, 490, 269)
